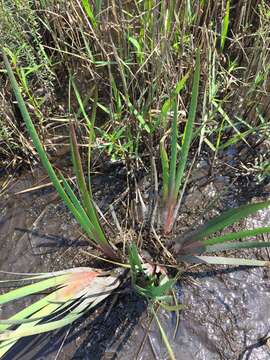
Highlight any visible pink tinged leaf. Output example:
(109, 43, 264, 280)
(54, 270, 101, 301)
(163, 200, 176, 234)
(0, 269, 121, 348)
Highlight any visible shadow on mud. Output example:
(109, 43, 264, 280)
(3, 289, 147, 360)
(15, 227, 90, 251)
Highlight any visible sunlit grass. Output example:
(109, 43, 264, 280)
(0, 268, 121, 357)
(161, 49, 200, 234)
(2, 50, 118, 260)
(1, 1, 270, 358)
(174, 200, 270, 266)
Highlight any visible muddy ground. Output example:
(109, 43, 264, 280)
(0, 153, 270, 360)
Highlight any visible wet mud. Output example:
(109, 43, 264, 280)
(0, 161, 270, 360)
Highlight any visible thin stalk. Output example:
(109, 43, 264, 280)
(163, 48, 201, 233)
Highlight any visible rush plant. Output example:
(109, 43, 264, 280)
(1, 47, 180, 359)
(2, 46, 270, 360)
(174, 200, 270, 266)
(158, 48, 270, 266)
(160, 49, 200, 234)
(2, 49, 117, 261)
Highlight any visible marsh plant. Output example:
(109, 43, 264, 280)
(1, 47, 270, 360)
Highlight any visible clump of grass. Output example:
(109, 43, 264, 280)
(1, 1, 270, 358)
(2, 45, 270, 360)
(2, 49, 117, 260)
(174, 200, 270, 266)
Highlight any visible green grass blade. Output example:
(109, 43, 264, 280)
(159, 71, 190, 125)
(2, 51, 70, 206)
(178, 255, 270, 267)
(0, 311, 81, 341)
(177, 226, 270, 255)
(71, 77, 93, 131)
(69, 124, 101, 231)
(0, 291, 98, 345)
(69, 122, 93, 213)
(220, 0, 230, 50)
(148, 278, 175, 298)
(0, 271, 120, 355)
(0, 275, 68, 305)
(126, 99, 151, 133)
(128, 243, 143, 278)
(179, 200, 270, 244)
(135, 276, 175, 300)
(152, 309, 176, 360)
(58, 172, 88, 214)
(57, 172, 99, 242)
(69, 124, 115, 256)
(160, 136, 169, 202)
(0, 294, 54, 332)
(157, 301, 184, 312)
(128, 36, 144, 64)
(162, 54, 199, 233)
(174, 49, 200, 198)
(168, 100, 178, 198)
(2, 50, 103, 247)
(206, 241, 270, 253)
(87, 87, 98, 195)
(0, 301, 62, 357)
(81, 0, 97, 28)
(213, 102, 249, 146)
(0, 275, 119, 342)
(204, 226, 270, 246)
(0, 315, 57, 325)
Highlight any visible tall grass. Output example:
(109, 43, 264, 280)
(1, 1, 270, 359)
(161, 49, 200, 234)
(1, 1, 269, 167)
(2, 50, 118, 260)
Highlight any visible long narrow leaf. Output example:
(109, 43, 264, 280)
(174, 49, 200, 198)
(160, 136, 169, 202)
(128, 36, 144, 64)
(0, 275, 68, 305)
(220, 0, 230, 50)
(152, 309, 176, 360)
(178, 255, 270, 267)
(81, 0, 97, 28)
(0, 301, 62, 356)
(2, 51, 80, 224)
(204, 226, 270, 246)
(159, 71, 190, 125)
(206, 241, 270, 253)
(2, 50, 112, 254)
(0, 269, 120, 356)
(58, 172, 98, 242)
(87, 87, 98, 196)
(69, 124, 105, 241)
(71, 77, 93, 131)
(168, 100, 178, 197)
(0, 306, 82, 342)
(177, 200, 270, 245)
(69, 125, 117, 257)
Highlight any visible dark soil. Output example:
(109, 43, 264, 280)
(0, 154, 270, 360)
